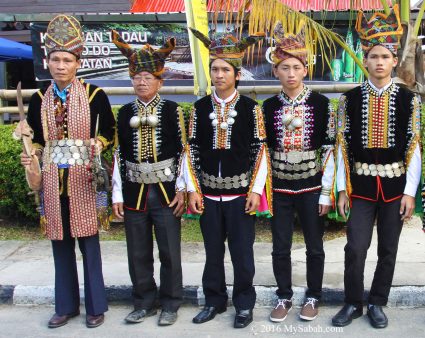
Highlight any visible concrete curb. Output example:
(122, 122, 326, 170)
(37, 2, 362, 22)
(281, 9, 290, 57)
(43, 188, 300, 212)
(3, 284, 425, 307)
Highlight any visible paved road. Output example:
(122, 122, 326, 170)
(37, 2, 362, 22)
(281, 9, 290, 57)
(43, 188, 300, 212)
(0, 305, 424, 338)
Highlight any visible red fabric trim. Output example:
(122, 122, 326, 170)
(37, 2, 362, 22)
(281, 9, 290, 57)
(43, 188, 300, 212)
(351, 177, 403, 202)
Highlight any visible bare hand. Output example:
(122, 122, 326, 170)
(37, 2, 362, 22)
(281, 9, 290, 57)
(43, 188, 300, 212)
(169, 191, 186, 217)
(400, 194, 415, 221)
(188, 191, 203, 214)
(245, 192, 260, 214)
(112, 202, 124, 219)
(338, 190, 350, 220)
(318, 204, 331, 216)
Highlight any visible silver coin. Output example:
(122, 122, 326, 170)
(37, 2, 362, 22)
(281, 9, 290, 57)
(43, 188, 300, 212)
(53, 157, 60, 164)
(232, 175, 239, 182)
(361, 163, 368, 170)
(301, 163, 308, 171)
(355, 162, 362, 169)
(216, 177, 223, 184)
(70, 146, 78, 153)
(363, 169, 370, 176)
(308, 161, 316, 169)
(53, 146, 61, 154)
(378, 170, 386, 177)
(58, 139, 65, 146)
(386, 170, 394, 178)
(56, 152, 64, 159)
(400, 167, 406, 174)
(84, 159, 90, 165)
(394, 168, 401, 177)
(217, 183, 224, 189)
(224, 177, 232, 184)
(76, 159, 83, 165)
(60, 157, 68, 165)
(302, 152, 309, 161)
(369, 164, 376, 171)
(66, 139, 74, 146)
(384, 164, 392, 171)
(376, 164, 384, 172)
(240, 173, 247, 180)
(301, 172, 308, 179)
(392, 162, 399, 169)
(63, 146, 70, 154)
(233, 181, 240, 188)
(68, 158, 75, 165)
(225, 183, 232, 189)
(309, 169, 317, 176)
(241, 179, 248, 187)
(357, 168, 363, 175)
(64, 152, 72, 159)
(72, 152, 80, 160)
(371, 170, 378, 177)
(164, 168, 172, 176)
(81, 152, 88, 160)
(279, 163, 285, 170)
(137, 177, 143, 184)
(75, 139, 83, 147)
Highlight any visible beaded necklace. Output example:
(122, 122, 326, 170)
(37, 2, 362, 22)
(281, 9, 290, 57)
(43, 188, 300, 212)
(53, 89, 70, 140)
(210, 92, 240, 149)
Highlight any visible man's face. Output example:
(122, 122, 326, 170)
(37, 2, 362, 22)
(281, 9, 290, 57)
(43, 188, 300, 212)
(131, 71, 163, 102)
(47, 51, 80, 86)
(364, 45, 398, 80)
(273, 57, 307, 91)
(210, 58, 241, 92)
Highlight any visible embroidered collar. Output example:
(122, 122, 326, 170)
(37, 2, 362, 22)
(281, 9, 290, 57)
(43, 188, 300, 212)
(365, 79, 393, 96)
(137, 94, 161, 108)
(279, 85, 310, 105)
(213, 89, 238, 105)
(53, 82, 72, 103)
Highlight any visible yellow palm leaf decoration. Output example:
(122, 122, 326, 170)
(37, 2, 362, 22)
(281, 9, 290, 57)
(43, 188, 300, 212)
(212, 0, 368, 79)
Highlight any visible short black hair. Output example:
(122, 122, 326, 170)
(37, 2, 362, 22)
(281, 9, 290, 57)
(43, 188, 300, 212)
(209, 60, 241, 88)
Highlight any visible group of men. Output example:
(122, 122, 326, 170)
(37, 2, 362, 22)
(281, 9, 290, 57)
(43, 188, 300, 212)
(18, 5, 421, 331)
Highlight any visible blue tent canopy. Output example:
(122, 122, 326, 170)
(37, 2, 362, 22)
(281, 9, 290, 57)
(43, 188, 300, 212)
(0, 37, 33, 61)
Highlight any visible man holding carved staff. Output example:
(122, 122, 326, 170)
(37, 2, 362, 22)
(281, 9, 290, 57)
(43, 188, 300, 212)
(17, 14, 115, 329)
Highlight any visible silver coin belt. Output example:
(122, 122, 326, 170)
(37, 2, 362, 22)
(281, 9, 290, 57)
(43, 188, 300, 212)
(48, 139, 91, 166)
(354, 161, 405, 178)
(273, 150, 316, 163)
(272, 150, 319, 180)
(202, 171, 250, 189)
(126, 158, 175, 184)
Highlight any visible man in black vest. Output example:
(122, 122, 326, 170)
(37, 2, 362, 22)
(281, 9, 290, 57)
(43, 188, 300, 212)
(183, 28, 270, 328)
(263, 22, 336, 323)
(332, 5, 421, 329)
(111, 31, 186, 326)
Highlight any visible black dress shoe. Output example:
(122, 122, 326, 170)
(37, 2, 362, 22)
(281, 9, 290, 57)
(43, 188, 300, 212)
(48, 311, 80, 328)
(192, 306, 227, 324)
(332, 304, 363, 327)
(234, 309, 253, 328)
(367, 305, 388, 329)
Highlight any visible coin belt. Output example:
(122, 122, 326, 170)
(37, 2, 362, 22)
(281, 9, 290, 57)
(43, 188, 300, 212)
(272, 159, 320, 172)
(48, 139, 91, 166)
(354, 161, 405, 178)
(272, 167, 320, 180)
(126, 158, 176, 184)
(202, 171, 250, 189)
(273, 150, 316, 164)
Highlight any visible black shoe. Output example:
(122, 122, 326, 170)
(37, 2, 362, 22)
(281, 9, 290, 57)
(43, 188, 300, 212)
(367, 305, 388, 329)
(125, 308, 157, 323)
(192, 306, 227, 324)
(332, 304, 363, 327)
(234, 309, 253, 328)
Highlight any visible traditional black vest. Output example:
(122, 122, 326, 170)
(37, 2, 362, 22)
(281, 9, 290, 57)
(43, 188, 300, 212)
(187, 93, 266, 196)
(263, 88, 335, 193)
(340, 82, 418, 201)
(116, 97, 185, 210)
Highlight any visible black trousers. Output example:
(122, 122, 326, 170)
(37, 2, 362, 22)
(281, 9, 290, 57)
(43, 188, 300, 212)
(200, 196, 256, 310)
(51, 197, 108, 316)
(124, 185, 183, 312)
(271, 191, 325, 300)
(344, 197, 403, 307)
